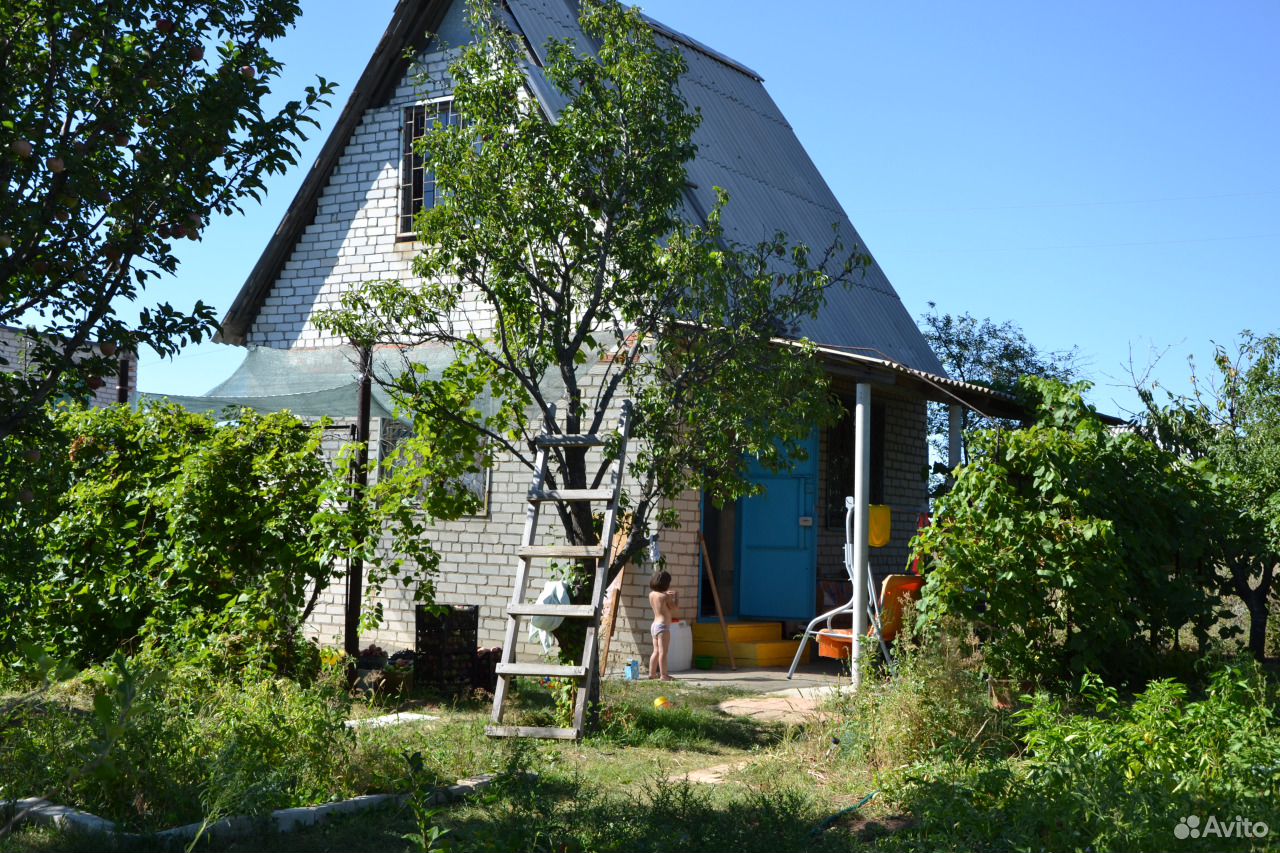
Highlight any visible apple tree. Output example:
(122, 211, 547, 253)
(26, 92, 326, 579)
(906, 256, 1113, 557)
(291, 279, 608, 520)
(0, 0, 334, 438)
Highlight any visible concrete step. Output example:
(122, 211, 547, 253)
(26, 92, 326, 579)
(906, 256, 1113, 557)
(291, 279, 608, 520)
(693, 638, 809, 668)
(692, 621, 781, 644)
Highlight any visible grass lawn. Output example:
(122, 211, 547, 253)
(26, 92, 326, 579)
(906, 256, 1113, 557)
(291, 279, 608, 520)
(2, 676, 893, 853)
(14, 650, 1277, 853)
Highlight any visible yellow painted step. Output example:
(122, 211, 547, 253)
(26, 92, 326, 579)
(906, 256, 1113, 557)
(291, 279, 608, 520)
(691, 621, 781, 643)
(693, 639, 809, 667)
(697, 649, 809, 668)
(693, 638, 801, 657)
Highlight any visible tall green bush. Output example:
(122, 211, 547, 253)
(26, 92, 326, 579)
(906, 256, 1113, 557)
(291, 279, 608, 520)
(913, 378, 1221, 686)
(887, 661, 1280, 852)
(1141, 331, 1280, 660)
(0, 403, 427, 672)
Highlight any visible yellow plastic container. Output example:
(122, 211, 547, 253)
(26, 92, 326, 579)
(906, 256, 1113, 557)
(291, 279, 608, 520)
(869, 504, 892, 548)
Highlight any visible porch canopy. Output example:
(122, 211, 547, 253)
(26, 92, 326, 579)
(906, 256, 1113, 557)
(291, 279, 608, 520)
(800, 341, 1030, 422)
(777, 339, 1028, 689)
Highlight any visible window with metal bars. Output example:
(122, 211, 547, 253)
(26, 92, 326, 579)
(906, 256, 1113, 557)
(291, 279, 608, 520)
(399, 99, 460, 236)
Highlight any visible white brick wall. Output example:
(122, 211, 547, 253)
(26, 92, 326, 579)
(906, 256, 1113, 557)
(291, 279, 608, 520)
(261, 25, 701, 662)
(248, 44, 493, 348)
(249, 17, 929, 666)
(0, 325, 138, 407)
(304, 398, 700, 667)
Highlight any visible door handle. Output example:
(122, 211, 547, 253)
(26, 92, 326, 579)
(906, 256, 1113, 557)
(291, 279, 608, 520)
(798, 516, 813, 527)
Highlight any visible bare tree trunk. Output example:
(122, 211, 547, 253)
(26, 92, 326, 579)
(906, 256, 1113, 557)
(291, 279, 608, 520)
(1241, 586, 1270, 661)
(1231, 559, 1275, 662)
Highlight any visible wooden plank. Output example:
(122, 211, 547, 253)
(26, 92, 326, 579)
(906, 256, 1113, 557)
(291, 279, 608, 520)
(597, 564, 626, 676)
(527, 488, 614, 503)
(496, 662, 588, 678)
(485, 725, 580, 740)
(574, 622, 600, 734)
(517, 544, 606, 559)
(533, 434, 605, 447)
(595, 399, 634, 674)
(507, 603, 597, 618)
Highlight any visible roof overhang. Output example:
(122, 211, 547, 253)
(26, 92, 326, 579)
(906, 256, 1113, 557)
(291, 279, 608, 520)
(785, 340, 1127, 426)
(794, 341, 1028, 420)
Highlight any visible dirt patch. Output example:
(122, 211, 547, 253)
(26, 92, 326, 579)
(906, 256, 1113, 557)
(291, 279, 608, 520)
(717, 694, 821, 724)
(840, 814, 916, 841)
(667, 758, 753, 785)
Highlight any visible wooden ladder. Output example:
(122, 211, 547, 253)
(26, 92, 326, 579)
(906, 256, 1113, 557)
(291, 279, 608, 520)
(486, 401, 634, 740)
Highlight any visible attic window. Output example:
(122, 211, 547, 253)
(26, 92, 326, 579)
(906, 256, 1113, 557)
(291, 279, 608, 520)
(399, 99, 460, 236)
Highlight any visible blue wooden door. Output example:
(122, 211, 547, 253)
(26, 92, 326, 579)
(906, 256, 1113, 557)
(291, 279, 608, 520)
(736, 432, 818, 620)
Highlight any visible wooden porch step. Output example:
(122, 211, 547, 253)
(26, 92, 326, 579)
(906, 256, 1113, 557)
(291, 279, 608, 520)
(496, 662, 588, 679)
(527, 488, 614, 503)
(506, 603, 597, 618)
(533, 434, 605, 448)
(517, 544, 606, 559)
(486, 725, 580, 740)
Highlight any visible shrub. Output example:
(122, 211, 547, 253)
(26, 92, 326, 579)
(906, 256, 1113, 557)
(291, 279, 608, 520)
(0, 403, 350, 671)
(913, 377, 1222, 687)
(886, 660, 1280, 851)
(0, 402, 434, 675)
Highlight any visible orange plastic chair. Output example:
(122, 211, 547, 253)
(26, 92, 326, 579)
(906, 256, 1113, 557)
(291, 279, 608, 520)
(876, 574, 924, 644)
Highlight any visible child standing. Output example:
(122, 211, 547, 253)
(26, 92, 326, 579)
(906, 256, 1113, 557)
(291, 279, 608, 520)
(648, 570, 678, 681)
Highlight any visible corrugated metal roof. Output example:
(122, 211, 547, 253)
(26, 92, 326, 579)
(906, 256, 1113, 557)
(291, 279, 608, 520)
(506, 0, 946, 376)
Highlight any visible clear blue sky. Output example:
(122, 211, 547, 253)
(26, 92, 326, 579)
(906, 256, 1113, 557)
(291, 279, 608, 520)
(145, 0, 1280, 418)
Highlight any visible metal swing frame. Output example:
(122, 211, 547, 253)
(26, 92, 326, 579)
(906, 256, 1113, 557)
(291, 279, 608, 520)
(786, 496, 898, 679)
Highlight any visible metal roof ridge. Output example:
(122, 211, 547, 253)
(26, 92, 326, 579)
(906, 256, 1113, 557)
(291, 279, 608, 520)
(634, 10, 764, 82)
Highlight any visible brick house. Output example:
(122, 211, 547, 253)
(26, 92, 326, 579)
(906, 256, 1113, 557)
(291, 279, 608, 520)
(1, 324, 137, 409)
(195, 0, 1018, 668)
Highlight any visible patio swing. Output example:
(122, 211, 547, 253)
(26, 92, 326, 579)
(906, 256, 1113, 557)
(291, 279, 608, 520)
(786, 497, 924, 678)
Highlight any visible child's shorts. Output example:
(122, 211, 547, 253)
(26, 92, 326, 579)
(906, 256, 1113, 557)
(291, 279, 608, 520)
(651, 621, 669, 638)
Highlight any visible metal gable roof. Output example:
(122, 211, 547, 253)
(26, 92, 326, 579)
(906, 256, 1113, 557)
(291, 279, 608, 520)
(504, 0, 945, 374)
(219, 0, 946, 377)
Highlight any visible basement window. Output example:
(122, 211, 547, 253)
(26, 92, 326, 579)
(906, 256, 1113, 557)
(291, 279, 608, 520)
(399, 99, 460, 236)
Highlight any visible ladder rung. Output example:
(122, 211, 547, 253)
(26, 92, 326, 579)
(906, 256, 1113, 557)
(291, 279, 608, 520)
(508, 603, 597, 618)
(496, 662, 588, 678)
(528, 488, 614, 503)
(486, 725, 580, 740)
(518, 545, 606, 559)
(534, 434, 605, 448)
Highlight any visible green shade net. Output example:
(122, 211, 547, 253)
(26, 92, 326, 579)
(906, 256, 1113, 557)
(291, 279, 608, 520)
(140, 343, 540, 421)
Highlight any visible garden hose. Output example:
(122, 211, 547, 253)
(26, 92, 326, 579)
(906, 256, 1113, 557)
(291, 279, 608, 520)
(811, 790, 878, 837)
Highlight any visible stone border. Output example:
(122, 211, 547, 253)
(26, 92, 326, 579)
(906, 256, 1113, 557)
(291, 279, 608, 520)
(2, 775, 491, 847)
